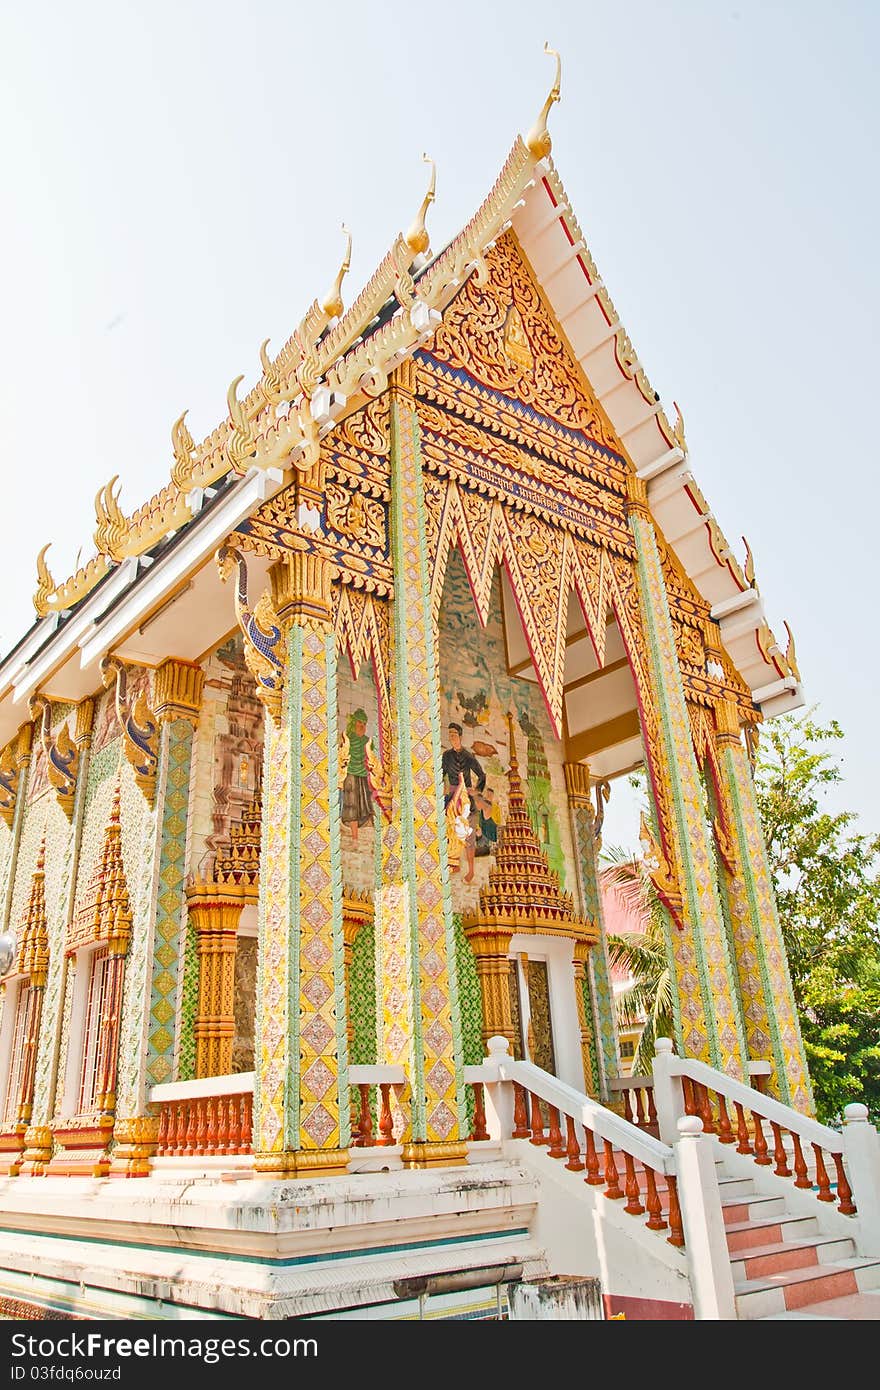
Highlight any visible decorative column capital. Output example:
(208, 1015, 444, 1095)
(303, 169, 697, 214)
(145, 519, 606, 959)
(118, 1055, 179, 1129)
(186, 879, 247, 934)
(269, 551, 333, 630)
(714, 699, 743, 748)
(74, 697, 95, 749)
(391, 359, 418, 397)
(563, 761, 592, 804)
(624, 473, 651, 518)
(154, 659, 205, 725)
(16, 723, 33, 768)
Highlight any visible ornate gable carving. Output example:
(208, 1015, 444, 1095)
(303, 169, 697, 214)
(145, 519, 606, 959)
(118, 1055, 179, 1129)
(423, 230, 626, 457)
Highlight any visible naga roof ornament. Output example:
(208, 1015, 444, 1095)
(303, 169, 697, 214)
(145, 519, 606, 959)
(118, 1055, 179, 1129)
(405, 156, 436, 258)
(525, 42, 561, 160)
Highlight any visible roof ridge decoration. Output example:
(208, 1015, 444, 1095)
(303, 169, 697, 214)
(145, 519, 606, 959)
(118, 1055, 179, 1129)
(23, 47, 794, 715)
(28, 53, 564, 620)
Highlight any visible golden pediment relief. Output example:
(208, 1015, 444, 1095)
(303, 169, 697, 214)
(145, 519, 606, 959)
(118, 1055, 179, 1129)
(424, 230, 624, 456)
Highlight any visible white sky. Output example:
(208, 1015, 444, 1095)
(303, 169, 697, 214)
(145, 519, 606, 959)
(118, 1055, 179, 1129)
(1, 2, 876, 853)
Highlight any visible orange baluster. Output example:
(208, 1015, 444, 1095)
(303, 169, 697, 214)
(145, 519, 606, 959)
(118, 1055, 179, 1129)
(770, 1122, 791, 1177)
(621, 1089, 635, 1126)
(470, 1083, 489, 1143)
(752, 1112, 771, 1165)
(832, 1154, 856, 1215)
(157, 1105, 170, 1156)
(183, 1100, 197, 1156)
(229, 1095, 242, 1153)
(205, 1098, 219, 1156)
(644, 1167, 667, 1231)
(512, 1084, 529, 1139)
(355, 1084, 372, 1146)
(734, 1101, 752, 1154)
(666, 1175, 685, 1247)
(623, 1153, 645, 1215)
(583, 1127, 603, 1185)
(547, 1106, 565, 1158)
(635, 1089, 649, 1131)
(697, 1084, 716, 1135)
(812, 1145, 835, 1202)
(565, 1115, 584, 1171)
(683, 1077, 698, 1117)
(716, 1095, 734, 1145)
(195, 1099, 208, 1155)
(378, 1084, 394, 1145)
(792, 1133, 811, 1188)
(603, 1140, 623, 1200)
(646, 1087, 659, 1135)
(240, 1093, 253, 1153)
(216, 1096, 230, 1154)
(529, 1092, 546, 1146)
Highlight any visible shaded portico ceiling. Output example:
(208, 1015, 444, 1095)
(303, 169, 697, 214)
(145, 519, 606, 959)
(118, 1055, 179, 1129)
(0, 68, 802, 748)
(502, 579, 643, 783)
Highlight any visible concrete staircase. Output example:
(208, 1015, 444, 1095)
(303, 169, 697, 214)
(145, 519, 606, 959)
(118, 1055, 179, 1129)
(718, 1168, 880, 1319)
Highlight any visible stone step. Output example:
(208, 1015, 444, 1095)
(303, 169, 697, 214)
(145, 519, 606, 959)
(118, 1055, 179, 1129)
(725, 1212, 820, 1253)
(735, 1257, 880, 1319)
(729, 1234, 856, 1283)
(722, 1193, 787, 1227)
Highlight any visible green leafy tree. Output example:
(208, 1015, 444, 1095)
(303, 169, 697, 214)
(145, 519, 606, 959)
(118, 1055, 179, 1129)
(602, 846, 674, 1078)
(754, 713, 880, 1124)
(603, 714, 880, 1123)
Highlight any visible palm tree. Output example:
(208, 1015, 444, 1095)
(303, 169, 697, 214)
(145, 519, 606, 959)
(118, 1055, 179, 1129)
(602, 845, 674, 1076)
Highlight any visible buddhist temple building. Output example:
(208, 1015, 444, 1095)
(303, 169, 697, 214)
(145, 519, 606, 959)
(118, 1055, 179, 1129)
(0, 55, 877, 1321)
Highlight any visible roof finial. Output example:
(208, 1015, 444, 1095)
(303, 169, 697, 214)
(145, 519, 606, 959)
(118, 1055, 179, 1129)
(783, 621, 800, 681)
(405, 154, 436, 256)
(526, 42, 561, 160)
(742, 536, 756, 589)
(34, 543, 56, 617)
(672, 400, 688, 456)
(321, 224, 352, 321)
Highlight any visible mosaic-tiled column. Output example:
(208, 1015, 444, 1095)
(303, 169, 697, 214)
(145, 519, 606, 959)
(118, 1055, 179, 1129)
(253, 549, 348, 1176)
(712, 699, 813, 1112)
(21, 698, 94, 1175)
(563, 762, 618, 1098)
(377, 360, 467, 1165)
(625, 477, 747, 1076)
(462, 925, 516, 1053)
(111, 660, 203, 1177)
(0, 725, 34, 937)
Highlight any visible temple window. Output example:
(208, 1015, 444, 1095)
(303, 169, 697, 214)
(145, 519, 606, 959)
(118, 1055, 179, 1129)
(67, 945, 110, 1116)
(1, 980, 30, 1125)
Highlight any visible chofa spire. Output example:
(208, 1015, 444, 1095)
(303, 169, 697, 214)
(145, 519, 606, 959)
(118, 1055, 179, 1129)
(526, 42, 561, 160)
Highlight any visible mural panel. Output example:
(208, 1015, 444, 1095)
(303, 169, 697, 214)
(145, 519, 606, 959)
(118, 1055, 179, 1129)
(437, 551, 575, 915)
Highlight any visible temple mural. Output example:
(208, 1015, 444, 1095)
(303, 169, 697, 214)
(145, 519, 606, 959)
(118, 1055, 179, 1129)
(438, 551, 575, 914)
(337, 659, 382, 894)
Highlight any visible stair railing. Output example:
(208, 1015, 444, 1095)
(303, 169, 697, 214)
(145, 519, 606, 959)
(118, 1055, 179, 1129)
(479, 1035, 737, 1318)
(652, 1038, 880, 1253)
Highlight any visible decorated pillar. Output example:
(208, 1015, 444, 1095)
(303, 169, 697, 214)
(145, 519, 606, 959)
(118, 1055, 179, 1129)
(0, 840, 49, 1175)
(563, 762, 619, 1098)
(712, 699, 813, 1111)
(188, 883, 245, 1078)
(109, 658, 204, 1177)
(0, 724, 34, 935)
(253, 545, 348, 1176)
(376, 360, 467, 1166)
(21, 697, 94, 1176)
(624, 477, 748, 1076)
